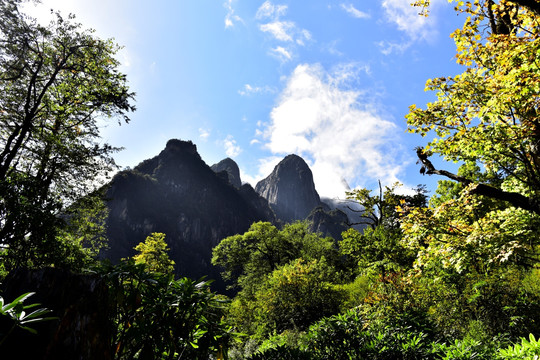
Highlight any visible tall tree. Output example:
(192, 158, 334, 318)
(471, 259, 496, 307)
(133, 232, 175, 274)
(409, 0, 540, 215)
(0, 0, 135, 269)
(403, 0, 540, 287)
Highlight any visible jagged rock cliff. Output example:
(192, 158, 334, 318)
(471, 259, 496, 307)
(211, 158, 242, 188)
(255, 154, 328, 223)
(103, 139, 275, 292)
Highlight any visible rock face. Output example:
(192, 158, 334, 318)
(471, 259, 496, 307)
(255, 154, 326, 223)
(104, 139, 275, 292)
(306, 206, 349, 240)
(211, 158, 242, 188)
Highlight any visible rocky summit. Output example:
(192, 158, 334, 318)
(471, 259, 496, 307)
(102, 140, 353, 291)
(255, 154, 328, 223)
(103, 139, 275, 292)
(211, 157, 242, 188)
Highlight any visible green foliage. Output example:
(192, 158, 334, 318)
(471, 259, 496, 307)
(212, 221, 340, 292)
(0, 0, 134, 271)
(254, 258, 346, 334)
(303, 309, 369, 359)
(431, 337, 497, 360)
(340, 225, 416, 277)
(132, 232, 175, 274)
(96, 260, 230, 360)
(297, 309, 432, 360)
(339, 274, 370, 309)
(498, 334, 540, 360)
(0, 292, 56, 347)
(213, 222, 345, 342)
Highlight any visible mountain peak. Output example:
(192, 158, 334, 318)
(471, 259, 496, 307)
(165, 139, 197, 153)
(255, 154, 323, 223)
(211, 158, 242, 188)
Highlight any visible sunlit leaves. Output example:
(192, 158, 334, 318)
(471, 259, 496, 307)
(407, 1, 540, 192)
(132, 232, 175, 274)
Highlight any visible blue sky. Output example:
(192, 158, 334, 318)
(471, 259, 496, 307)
(24, 0, 465, 198)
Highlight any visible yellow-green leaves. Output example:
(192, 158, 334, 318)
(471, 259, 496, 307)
(133, 232, 175, 274)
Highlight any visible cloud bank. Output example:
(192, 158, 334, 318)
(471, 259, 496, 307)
(257, 63, 406, 198)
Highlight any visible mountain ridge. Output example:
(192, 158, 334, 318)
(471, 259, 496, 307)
(103, 139, 352, 291)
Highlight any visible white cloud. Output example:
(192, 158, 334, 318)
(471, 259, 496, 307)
(296, 29, 312, 46)
(258, 63, 406, 198)
(199, 127, 210, 140)
(224, 0, 243, 28)
(260, 21, 295, 42)
(270, 46, 293, 62)
(381, 0, 438, 42)
(256, 1, 288, 19)
(325, 40, 344, 56)
(255, 0, 312, 61)
(340, 4, 370, 19)
(223, 135, 242, 157)
(377, 40, 413, 55)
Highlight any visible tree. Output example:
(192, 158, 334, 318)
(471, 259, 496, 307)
(212, 222, 344, 340)
(408, 0, 540, 215)
(400, 2, 540, 340)
(211, 221, 339, 293)
(340, 183, 427, 277)
(0, 0, 135, 269)
(133, 232, 175, 274)
(254, 258, 346, 335)
(345, 182, 428, 230)
(404, 0, 540, 269)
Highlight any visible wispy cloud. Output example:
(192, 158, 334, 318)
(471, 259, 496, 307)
(238, 84, 276, 96)
(340, 3, 370, 19)
(199, 127, 210, 141)
(270, 46, 293, 62)
(255, 0, 288, 19)
(256, 63, 406, 198)
(223, 135, 242, 157)
(376, 40, 413, 55)
(260, 21, 296, 41)
(381, 0, 438, 42)
(255, 1, 312, 62)
(224, 0, 243, 28)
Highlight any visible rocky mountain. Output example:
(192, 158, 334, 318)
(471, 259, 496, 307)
(103, 141, 356, 292)
(255, 154, 328, 223)
(103, 139, 275, 292)
(211, 157, 242, 188)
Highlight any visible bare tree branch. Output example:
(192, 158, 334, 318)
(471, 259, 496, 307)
(416, 147, 540, 214)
